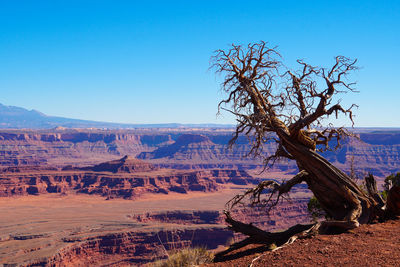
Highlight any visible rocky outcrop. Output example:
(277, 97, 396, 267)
(0, 171, 217, 199)
(0, 165, 58, 173)
(134, 210, 224, 225)
(74, 155, 158, 173)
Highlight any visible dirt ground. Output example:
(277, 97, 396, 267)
(207, 219, 400, 267)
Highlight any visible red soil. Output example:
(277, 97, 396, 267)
(208, 219, 400, 267)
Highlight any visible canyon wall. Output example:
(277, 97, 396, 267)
(0, 169, 259, 199)
(1, 129, 399, 178)
(0, 130, 174, 167)
(0, 156, 260, 199)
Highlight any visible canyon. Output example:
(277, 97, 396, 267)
(1, 128, 399, 177)
(0, 156, 260, 199)
(1, 128, 399, 266)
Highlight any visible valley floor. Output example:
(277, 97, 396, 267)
(0, 189, 244, 266)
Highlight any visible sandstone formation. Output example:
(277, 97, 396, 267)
(134, 210, 224, 225)
(77, 155, 158, 173)
(0, 156, 260, 199)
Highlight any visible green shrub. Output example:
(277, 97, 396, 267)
(150, 247, 214, 267)
(307, 196, 326, 221)
(381, 172, 400, 200)
(384, 172, 400, 191)
(381, 190, 388, 201)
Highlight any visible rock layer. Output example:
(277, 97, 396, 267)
(0, 157, 260, 199)
(1, 129, 399, 177)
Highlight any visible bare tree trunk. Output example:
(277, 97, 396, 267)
(365, 173, 385, 209)
(222, 133, 381, 256)
(279, 131, 377, 228)
(386, 185, 400, 216)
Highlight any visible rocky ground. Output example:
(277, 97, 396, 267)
(208, 219, 400, 267)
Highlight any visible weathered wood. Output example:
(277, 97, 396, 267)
(224, 211, 316, 246)
(386, 185, 400, 216)
(365, 173, 385, 209)
(279, 131, 377, 226)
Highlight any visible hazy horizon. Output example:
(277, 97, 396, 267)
(3, 101, 400, 131)
(1, 1, 399, 127)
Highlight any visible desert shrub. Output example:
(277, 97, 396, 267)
(381, 172, 400, 200)
(150, 247, 214, 267)
(307, 196, 326, 221)
(381, 190, 388, 200)
(384, 172, 400, 190)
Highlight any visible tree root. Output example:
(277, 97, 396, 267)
(224, 211, 317, 245)
(214, 211, 318, 262)
(216, 211, 370, 262)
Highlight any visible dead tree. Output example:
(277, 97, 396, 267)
(211, 42, 400, 253)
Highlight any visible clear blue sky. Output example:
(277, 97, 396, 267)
(0, 0, 399, 126)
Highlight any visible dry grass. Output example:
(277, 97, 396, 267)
(150, 247, 214, 267)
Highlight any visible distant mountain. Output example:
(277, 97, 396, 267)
(0, 103, 234, 129)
